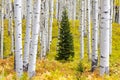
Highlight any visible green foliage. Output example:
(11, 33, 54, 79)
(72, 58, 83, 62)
(56, 9, 74, 61)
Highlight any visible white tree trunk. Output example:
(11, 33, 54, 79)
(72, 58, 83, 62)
(113, 0, 115, 22)
(28, 0, 41, 77)
(110, 0, 113, 55)
(22, 0, 26, 19)
(80, 0, 84, 59)
(73, 0, 76, 20)
(0, 0, 4, 59)
(87, 0, 91, 60)
(8, 0, 14, 54)
(100, 0, 110, 75)
(45, 0, 49, 52)
(67, 0, 72, 19)
(58, 0, 64, 21)
(14, 0, 23, 77)
(40, 0, 46, 59)
(23, 0, 32, 71)
(56, 0, 58, 19)
(91, 0, 99, 72)
(84, 0, 87, 36)
(48, 0, 54, 50)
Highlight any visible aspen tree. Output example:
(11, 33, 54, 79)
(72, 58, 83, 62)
(28, 0, 41, 77)
(91, 0, 99, 72)
(80, 0, 84, 59)
(48, 0, 54, 50)
(14, 0, 23, 77)
(22, 0, 26, 19)
(7, 0, 14, 54)
(40, 0, 46, 59)
(23, 0, 32, 71)
(56, 0, 58, 19)
(73, 0, 76, 20)
(45, 0, 49, 52)
(84, 0, 87, 36)
(0, 0, 4, 59)
(100, 0, 110, 75)
(110, 0, 113, 55)
(87, 0, 91, 60)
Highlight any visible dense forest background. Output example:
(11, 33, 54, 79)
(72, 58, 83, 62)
(0, 0, 120, 80)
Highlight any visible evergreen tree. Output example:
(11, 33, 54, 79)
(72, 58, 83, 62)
(56, 9, 74, 61)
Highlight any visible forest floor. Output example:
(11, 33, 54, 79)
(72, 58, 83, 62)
(0, 20, 120, 80)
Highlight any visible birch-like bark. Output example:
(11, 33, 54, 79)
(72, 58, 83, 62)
(67, 0, 72, 19)
(14, 0, 23, 77)
(110, 0, 113, 55)
(80, 0, 84, 59)
(91, 0, 99, 72)
(28, 0, 41, 77)
(48, 0, 54, 50)
(84, 0, 87, 36)
(22, 0, 26, 19)
(73, 0, 76, 20)
(45, 0, 49, 52)
(58, 0, 64, 21)
(56, 0, 58, 19)
(23, 0, 32, 71)
(87, 0, 91, 60)
(8, 0, 14, 54)
(40, 0, 46, 59)
(113, 0, 115, 22)
(0, 0, 4, 59)
(100, 0, 110, 75)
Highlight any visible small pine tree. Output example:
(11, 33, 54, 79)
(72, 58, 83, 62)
(56, 9, 74, 61)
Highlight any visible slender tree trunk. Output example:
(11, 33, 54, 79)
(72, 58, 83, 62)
(28, 0, 41, 78)
(8, 0, 14, 54)
(14, 0, 23, 77)
(87, 0, 91, 60)
(23, 0, 32, 71)
(73, 0, 76, 20)
(22, 0, 26, 19)
(110, 0, 113, 55)
(67, 0, 72, 19)
(84, 0, 87, 36)
(56, 0, 58, 19)
(91, 0, 99, 72)
(40, 0, 46, 59)
(48, 0, 54, 51)
(113, 0, 115, 22)
(45, 0, 49, 52)
(100, 0, 110, 76)
(80, 0, 84, 59)
(0, 0, 4, 59)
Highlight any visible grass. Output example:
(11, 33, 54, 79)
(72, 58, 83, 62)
(0, 20, 120, 80)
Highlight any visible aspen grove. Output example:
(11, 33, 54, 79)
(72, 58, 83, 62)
(0, 0, 120, 79)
